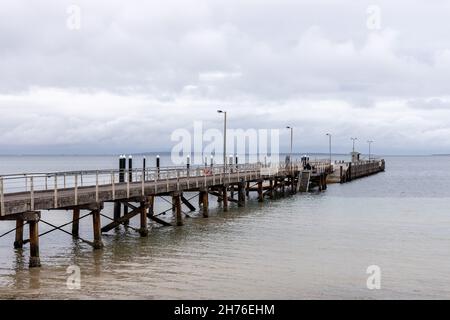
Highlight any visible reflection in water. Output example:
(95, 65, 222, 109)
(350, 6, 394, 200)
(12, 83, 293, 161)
(29, 268, 41, 290)
(1, 156, 450, 299)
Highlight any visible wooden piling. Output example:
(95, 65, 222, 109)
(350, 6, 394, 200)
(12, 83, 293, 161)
(238, 182, 245, 207)
(291, 177, 295, 194)
(72, 208, 80, 237)
(201, 189, 209, 217)
(92, 210, 103, 249)
(222, 185, 228, 211)
(246, 182, 250, 198)
(29, 220, 41, 268)
(173, 193, 183, 226)
(269, 179, 274, 199)
(14, 219, 24, 249)
(258, 181, 263, 202)
(113, 202, 121, 226)
(139, 201, 148, 237)
(148, 196, 154, 216)
(198, 191, 203, 208)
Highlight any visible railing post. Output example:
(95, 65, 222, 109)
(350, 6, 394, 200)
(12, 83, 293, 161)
(141, 168, 145, 196)
(111, 171, 115, 200)
(74, 174, 78, 205)
(0, 177, 4, 216)
(30, 177, 34, 211)
(166, 173, 169, 191)
(127, 170, 130, 199)
(54, 175, 58, 207)
(95, 171, 99, 203)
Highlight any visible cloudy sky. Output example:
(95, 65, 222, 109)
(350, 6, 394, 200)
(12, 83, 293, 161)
(1, 0, 450, 155)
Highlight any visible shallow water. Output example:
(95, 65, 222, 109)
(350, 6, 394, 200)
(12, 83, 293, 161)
(0, 155, 449, 299)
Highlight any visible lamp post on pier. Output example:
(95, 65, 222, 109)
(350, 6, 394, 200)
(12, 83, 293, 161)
(351, 137, 358, 153)
(217, 110, 227, 171)
(326, 133, 332, 164)
(286, 126, 293, 167)
(367, 140, 374, 161)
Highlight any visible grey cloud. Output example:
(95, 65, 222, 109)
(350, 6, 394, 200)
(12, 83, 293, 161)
(407, 98, 450, 110)
(1, 0, 450, 154)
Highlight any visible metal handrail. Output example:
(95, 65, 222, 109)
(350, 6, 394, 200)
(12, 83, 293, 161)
(0, 160, 334, 216)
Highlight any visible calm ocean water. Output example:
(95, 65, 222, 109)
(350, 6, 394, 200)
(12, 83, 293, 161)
(0, 154, 450, 299)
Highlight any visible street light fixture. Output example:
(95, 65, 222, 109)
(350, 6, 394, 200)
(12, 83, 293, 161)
(286, 126, 293, 165)
(326, 133, 332, 164)
(367, 140, 374, 161)
(217, 110, 227, 169)
(350, 137, 358, 153)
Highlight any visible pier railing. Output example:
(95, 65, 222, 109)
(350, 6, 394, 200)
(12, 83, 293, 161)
(0, 161, 332, 212)
(332, 159, 385, 183)
(0, 162, 332, 193)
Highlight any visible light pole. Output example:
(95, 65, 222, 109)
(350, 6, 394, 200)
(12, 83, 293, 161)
(350, 137, 358, 153)
(217, 110, 227, 169)
(367, 140, 374, 161)
(286, 126, 293, 165)
(326, 133, 332, 164)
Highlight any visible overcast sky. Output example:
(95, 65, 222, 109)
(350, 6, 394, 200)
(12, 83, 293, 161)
(1, 0, 450, 155)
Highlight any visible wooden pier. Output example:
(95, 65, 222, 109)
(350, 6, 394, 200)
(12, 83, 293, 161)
(0, 159, 384, 268)
(0, 161, 331, 267)
(327, 159, 386, 184)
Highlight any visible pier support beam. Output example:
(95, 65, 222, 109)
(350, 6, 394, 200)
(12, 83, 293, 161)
(139, 201, 148, 237)
(181, 195, 196, 212)
(222, 185, 228, 211)
(148, 196, 154, 217)
(246, 182, 250, 198)
(258, 181, 264, 202)
(172, 193, 183, 226)
(269, 180, 274, 199)
(92, 210, 103, 249)
(29, 218, 41, 268)
(113, 202, 121, 229)
(72, 208, 80, 237)
(291, 176, 296, 194)
(123, 205, 129, 226)
(14, 219, 24, 249)
(237, 182, 245, 207)
(200, 189, 209, 217)
(273, 180, 278, 197)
